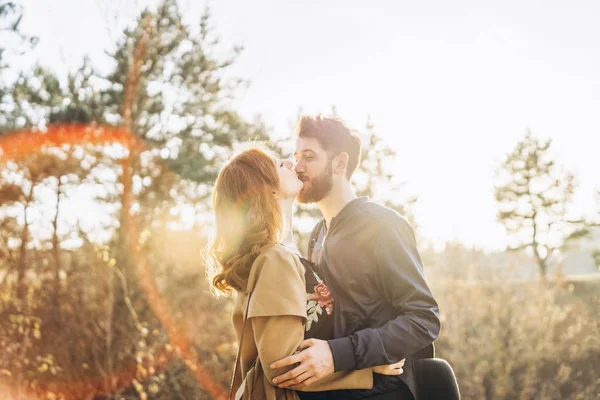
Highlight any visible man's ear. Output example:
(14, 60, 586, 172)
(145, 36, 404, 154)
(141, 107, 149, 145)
(333, 152, 349, 176)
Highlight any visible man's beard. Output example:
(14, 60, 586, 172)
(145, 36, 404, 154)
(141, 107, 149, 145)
(297, 164, 333, 204)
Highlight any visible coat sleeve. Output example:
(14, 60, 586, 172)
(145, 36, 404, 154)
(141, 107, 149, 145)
(328, 215, 441, 371)
(252, 316, 373, 391)
(248, 246, 373, 390)
(247, 246, 307, 320)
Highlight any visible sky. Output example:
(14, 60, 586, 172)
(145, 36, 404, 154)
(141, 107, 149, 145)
(14, 0, 600, 250)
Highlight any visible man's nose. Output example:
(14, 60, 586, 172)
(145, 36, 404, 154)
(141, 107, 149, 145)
(293, 159, 304, 173)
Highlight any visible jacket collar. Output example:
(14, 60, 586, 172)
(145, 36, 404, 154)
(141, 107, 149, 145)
(327, 196, 369, 233)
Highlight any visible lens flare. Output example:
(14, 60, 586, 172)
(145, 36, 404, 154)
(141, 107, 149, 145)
(0, 124, 227, 399)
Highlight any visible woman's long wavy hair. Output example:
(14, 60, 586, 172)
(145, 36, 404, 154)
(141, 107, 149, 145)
(207, 148, 284, 294)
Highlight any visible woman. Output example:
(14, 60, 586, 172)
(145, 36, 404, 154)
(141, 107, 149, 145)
(208, 148, 403, 400)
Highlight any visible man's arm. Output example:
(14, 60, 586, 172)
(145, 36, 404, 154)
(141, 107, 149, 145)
(328, 215, 441, 371)
(271, 339, 404, 390)
(253, 317, 373, 391)
(272, 214, 439, 386)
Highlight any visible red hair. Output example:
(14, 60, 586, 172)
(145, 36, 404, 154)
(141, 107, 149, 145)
(208, 148, 284, 293)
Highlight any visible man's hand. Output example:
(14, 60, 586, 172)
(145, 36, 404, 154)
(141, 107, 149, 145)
(372, 359, 405, 376)
(270, 339, 335, 390)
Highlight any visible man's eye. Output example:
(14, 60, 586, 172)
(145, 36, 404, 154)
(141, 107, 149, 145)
(280, 162, 285, 167)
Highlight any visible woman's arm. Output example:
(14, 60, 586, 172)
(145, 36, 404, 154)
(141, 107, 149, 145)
(252, 315, 373, 391)
(248, 246, 373, 391)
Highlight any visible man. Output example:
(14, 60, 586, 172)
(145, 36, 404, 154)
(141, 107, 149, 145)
(270, 114, 441, 399)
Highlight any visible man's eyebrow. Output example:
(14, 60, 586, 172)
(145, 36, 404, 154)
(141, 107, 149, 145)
(293, 149, 317, 156)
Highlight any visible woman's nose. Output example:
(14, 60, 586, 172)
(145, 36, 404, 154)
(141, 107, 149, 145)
(281, 160, 294, 169)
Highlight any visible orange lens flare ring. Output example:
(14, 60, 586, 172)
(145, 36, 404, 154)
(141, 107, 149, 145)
(0, 124, 227, 399)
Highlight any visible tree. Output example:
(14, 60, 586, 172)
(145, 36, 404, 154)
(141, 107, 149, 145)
(0, 0, 271, 289)
(0, 65, 63, 131)
(75, 1, 272, 280)
(592, 191, 600, 268)
(576, 190, 600, 269)
(0, 2, 265, 395)
(0, 153, 63, 300)
(101, 0, 267, 182)
(354, 117, 417, 224)
(0, 1, 37, 69)
(494, 130, 576, 278)
(81, 4, 268, 393)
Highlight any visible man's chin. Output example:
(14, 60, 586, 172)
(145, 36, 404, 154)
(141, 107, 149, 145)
(296, 188, 326, 204)
(296, 189, 315, 204)
(296, 196, 311, 204)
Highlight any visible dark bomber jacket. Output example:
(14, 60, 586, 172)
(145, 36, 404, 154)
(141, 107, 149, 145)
(308, 197, 440, 399)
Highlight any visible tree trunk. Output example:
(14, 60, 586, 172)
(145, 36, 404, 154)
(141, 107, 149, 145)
(531, 211, 547, 279)
(104, 21, 151, 393)
(17, 184, 34, 301)
(535, 251, 547, 279)
(52, 177, 62, 317)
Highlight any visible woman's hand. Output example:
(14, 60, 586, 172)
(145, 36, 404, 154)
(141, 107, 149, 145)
(372, 359, 405, 376)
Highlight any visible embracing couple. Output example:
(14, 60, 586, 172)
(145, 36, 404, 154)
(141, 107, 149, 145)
(208, 114, 442, 400)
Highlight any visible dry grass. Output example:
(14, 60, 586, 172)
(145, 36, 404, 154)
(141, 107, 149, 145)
(1, 235, 599, 399)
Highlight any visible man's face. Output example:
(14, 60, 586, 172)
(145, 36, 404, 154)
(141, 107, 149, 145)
(294, 137, 333, 204)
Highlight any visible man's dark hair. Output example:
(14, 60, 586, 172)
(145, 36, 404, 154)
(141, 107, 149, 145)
(296, 114, 362, 180)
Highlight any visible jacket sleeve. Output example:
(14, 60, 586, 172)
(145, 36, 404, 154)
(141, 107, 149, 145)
(252, 316, 373, 391)
(328, 215, 441, 370)
(249, 246, 372, 390)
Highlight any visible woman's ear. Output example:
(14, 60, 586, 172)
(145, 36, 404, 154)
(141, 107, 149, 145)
(334, 152, 349, 175)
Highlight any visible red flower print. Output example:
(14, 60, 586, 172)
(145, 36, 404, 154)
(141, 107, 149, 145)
(310, 283, 334, 315)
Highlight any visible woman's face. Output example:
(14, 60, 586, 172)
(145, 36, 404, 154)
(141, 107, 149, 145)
(274, 158, 303, 199)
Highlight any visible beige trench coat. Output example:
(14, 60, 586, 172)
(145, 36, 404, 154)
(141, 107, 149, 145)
(231, 244, 373, 400)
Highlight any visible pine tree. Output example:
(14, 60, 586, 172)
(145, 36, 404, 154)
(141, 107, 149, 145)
(0, 1, 37, 69)
(0, 153, 65, 299)
(0, 65, 63, 131)
(88, 4, 269, 394)
(495, 130, 576, 278)
(583, 190, 600, 269)
(0, 3, 268, 395)
(354, 117, 417, 224)
(101, 0, 267, 183)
